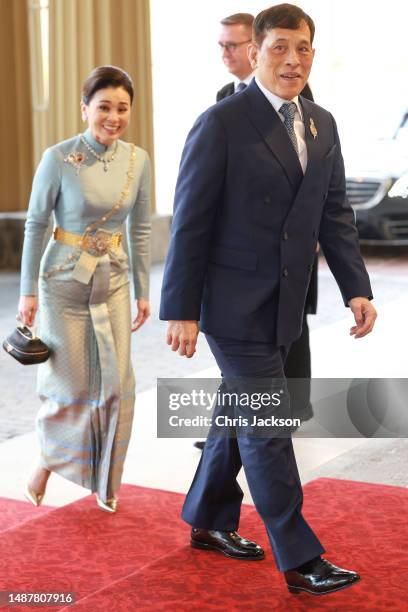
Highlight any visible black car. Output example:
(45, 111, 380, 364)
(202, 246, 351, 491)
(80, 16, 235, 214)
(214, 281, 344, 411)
(346, 111, 408, 244)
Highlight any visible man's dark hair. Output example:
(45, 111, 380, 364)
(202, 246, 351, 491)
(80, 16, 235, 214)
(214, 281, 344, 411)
(220, 13, 254, 28)
(253, 3, 315, 45)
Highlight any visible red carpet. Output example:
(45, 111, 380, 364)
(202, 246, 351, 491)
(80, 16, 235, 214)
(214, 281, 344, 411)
(0, 485, 188, 612)
(0, 498, 53, 533)
(0, 478, 407, 611)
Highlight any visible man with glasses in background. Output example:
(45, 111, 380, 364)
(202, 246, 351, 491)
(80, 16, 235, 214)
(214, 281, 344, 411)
(216, 13, 255, 100)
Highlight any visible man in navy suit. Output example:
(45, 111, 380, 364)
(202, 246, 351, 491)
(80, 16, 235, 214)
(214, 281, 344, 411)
(194, 12, 316, 455)
(160, 4, 376, 596)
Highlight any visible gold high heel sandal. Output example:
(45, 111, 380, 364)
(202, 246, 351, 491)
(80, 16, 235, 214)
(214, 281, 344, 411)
(24, 485, 45, 507)
(96, 495, 119, 513)
(24, 466, 50, 507)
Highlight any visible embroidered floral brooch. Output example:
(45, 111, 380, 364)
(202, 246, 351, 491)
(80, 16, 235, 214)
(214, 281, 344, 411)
(64, 151, 86, 174)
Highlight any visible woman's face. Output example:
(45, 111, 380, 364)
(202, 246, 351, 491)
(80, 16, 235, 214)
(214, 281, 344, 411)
(81, 86, 131, 146)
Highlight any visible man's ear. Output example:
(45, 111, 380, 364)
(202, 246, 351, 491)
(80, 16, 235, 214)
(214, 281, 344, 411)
(248, 43, 258, 70)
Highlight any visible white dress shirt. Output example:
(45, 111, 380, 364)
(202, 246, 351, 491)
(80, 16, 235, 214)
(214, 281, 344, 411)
(255, 77, 307, 173)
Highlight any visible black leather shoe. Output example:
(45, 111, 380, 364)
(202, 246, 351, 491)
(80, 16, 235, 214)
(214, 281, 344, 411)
(193, 440, 205, 450)
(285, 556, 360, 596)
(191, 528, 265, 560)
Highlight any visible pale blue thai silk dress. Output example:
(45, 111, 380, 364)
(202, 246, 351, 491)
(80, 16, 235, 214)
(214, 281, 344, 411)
(20, 129, 151, 502)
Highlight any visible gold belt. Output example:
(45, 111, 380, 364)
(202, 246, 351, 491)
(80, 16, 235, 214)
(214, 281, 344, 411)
(54, 227, 122, 257)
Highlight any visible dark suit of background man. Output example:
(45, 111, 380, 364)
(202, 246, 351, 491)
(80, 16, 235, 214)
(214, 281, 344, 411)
(217, 12, 317, 427)
(160, 4, 377, 597)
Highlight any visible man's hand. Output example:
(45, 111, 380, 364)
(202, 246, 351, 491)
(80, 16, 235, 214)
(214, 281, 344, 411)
(166, 321, 199, 358)
(348, 297, 377, 338)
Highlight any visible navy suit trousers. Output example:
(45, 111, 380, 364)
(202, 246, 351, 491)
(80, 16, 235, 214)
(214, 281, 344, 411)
(181, 334, 325, 571)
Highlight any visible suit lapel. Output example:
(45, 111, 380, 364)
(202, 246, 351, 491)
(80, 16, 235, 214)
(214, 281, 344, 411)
(244, 80, 303, 191)
(286, 97, 330, 219)
(298, 96, 322, 183)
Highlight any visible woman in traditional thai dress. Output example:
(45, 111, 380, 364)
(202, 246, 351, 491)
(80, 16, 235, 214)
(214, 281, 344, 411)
(18, 65, 151, 512)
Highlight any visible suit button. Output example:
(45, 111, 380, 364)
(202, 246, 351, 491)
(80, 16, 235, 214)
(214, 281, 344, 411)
(264, 196, 271, 204)
(308, 264, 313, 271)
(283, 231, 289, 240)
(312, 230, 316, 238)
(282, 268, 288, 277)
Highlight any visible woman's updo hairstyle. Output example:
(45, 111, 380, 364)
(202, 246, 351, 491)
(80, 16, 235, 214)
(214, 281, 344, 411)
(82, 65, 134, 105)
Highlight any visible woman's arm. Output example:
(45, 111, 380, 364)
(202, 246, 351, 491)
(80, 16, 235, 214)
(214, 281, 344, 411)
(127, 150, 151, 330)
(19, 147, 61, 325)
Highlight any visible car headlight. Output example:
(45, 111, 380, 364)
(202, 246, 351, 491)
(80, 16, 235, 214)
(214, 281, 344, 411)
(388, 174, 408, 198)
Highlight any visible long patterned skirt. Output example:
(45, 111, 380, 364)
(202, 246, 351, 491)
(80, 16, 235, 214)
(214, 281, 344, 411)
(36, 254, 135, 503)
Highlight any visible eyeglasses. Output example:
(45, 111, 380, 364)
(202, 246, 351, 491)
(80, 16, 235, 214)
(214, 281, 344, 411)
(218, 39, 252, 53)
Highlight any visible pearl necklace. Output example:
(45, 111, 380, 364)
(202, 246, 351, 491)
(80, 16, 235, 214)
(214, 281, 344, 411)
(80, 134, 118, 172)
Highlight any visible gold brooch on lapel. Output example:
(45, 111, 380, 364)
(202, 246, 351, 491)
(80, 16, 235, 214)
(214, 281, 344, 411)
(309, 117, 317, 139)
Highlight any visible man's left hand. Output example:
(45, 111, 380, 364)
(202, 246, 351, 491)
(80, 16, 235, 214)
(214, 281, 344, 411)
(348, 297, 377, 339)
(132, 299, 151, 332)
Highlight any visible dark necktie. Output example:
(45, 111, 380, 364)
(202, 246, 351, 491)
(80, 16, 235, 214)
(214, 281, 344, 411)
(236, 82, 247, 92)
(279, 102, 299, 155)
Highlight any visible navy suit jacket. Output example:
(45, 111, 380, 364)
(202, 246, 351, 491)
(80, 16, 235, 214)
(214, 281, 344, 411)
(216, 79, 318, 316)
(160, 79, 372, 346)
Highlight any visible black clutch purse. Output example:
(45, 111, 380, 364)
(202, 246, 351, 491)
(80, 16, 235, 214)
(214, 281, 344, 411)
(3, 326, 50, 365)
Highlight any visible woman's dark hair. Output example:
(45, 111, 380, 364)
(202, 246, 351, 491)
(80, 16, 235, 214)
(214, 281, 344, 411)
(253, 3, 315, 46)
(82, 65, 134, 105)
